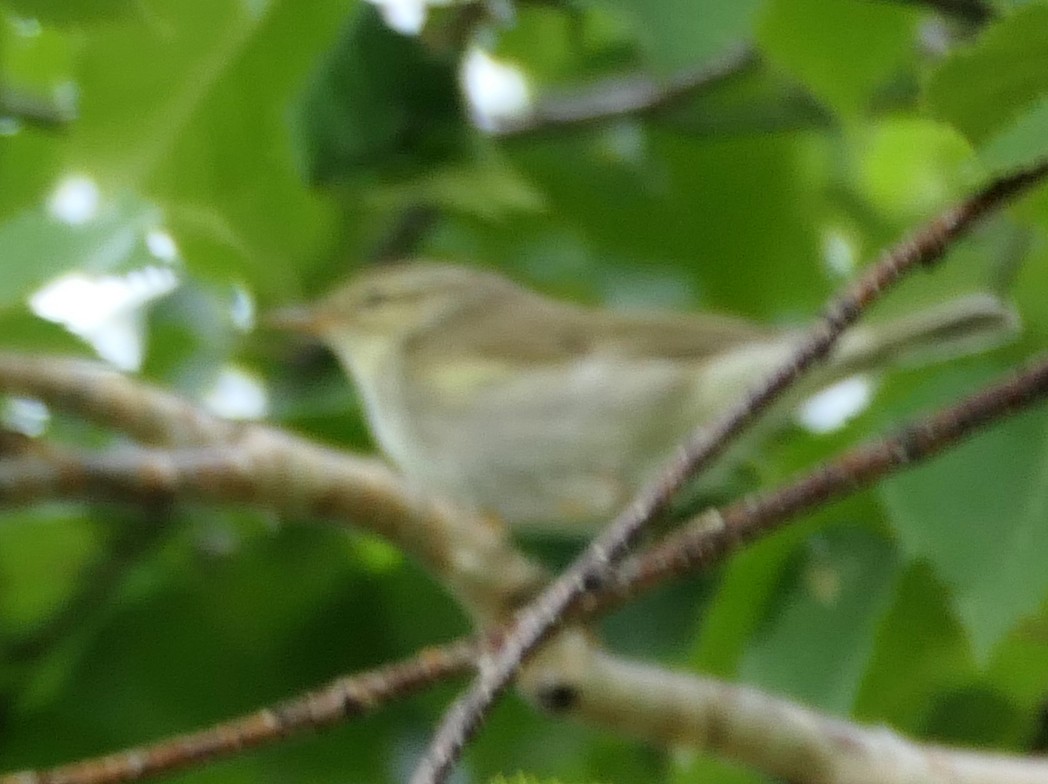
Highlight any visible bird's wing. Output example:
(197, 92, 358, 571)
(411, 291, 772, 367)
(594, 309, 773, 359)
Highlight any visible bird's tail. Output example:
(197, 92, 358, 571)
(832, 293, 1020, 374)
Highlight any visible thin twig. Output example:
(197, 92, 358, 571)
(582, 352, 1048, 618)
(489, 44, 756, 138)
(409, 161, 1048, 784)
(0, 638, 481, 784)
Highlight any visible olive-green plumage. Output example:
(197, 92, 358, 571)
(272, 262, 1018, 530)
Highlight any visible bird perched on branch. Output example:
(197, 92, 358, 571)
(270, 262, 1017, 531)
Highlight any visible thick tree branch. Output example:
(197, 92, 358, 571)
(0, 424, 545, 624)
(529, 639, 1048, 784)
(0, 354, 238, 447)
(410, 161, 1048, 784)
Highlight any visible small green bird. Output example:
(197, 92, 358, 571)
(271, 262, 1017, 531)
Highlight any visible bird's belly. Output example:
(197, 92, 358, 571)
(390, 358, 695, 530)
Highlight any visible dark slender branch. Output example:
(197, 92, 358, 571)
(489, 44, 756, 138)
(409, 161, 1048, 784)
(0, 638, 481, 784)
(581, 353, 1048, 618)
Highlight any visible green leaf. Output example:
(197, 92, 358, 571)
(982, 602, 1048, 748)
(670, 753, 768, 784)
(737, 527, 901, 713)
(3, 0, 132, 26)
(923, 685, 1025, 746)
(855, 118, 973, 220)
(759, 0, 919, 118)
(290, 3, 466, 186)
(493, 5, 617, 88)
(0, 308, 85, 353)
(70, 0, 259, 181)
(0, 511, 102, 631)
(924, 4, 1048, 145)
(0, 131, 60, 222)
(509, 129, 830, 318)
(606, 0, 765, 73)
(879, 364, 1048, 662)
(978, 94, 1048, 177)
(490, 775, 590, 784)
(65, 0, 345, 291)
(1, 10, 77, 120)
(689, 529, 798, 678)
(0, 189, 163, 310)
(369, 159, 546, 220)
(854, 563, 973, 733)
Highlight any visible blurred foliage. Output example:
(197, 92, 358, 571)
(1, 0, 1048, 782)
